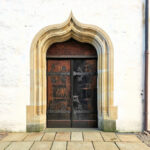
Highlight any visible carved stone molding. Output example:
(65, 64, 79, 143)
(26, 12, 117, 132)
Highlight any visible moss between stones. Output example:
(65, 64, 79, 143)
(26, 124, 45, 132)
(101, 120, 116, 132)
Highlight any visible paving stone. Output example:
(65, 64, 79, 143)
(93, 142, 119, 150)
(24, 133, 44, 141)
(55, 132, 70, 141)
(51, 141, 66, 150)
(30, 142, 52, 150)
(2, 133, 28, 141)
(6, 142, 33, 150)
(71, 132, 83, 141)
(0, 142, 10, 150)
(83, 132, 103, 141)
(42, 132, 56, 141)
(116, 142, 150, 150)
(117, 134, 141, 142)
(101, 132, 119, 142)
(0, 133, 8, 141)
(68, 142, 94, 150)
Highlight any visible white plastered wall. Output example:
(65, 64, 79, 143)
(0, 0, 145, 132)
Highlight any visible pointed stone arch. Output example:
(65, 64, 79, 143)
(26, 13, 117, 132)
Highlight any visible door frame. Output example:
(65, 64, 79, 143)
(27, 13, 117, 132)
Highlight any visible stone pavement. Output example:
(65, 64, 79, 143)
(0, 131, 150, 150)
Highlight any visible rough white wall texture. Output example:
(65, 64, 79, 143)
(0, 0, 146, 132)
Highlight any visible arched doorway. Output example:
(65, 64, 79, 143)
(46, 39, 97, 128)
(26, 13, 117, 132)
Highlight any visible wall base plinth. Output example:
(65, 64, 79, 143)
(98, 118, 116, 132)
(101, 119, 116, 132)
(98, 106, 117, 132)
(27, 123, 45, 132)
(26, 105, 46, 132)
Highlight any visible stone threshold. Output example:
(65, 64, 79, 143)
(44, 128, 100, 132)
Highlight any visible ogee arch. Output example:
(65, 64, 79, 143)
(27, 13, 117, 132)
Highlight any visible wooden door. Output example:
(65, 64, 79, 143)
(72, 59, 97, 127)
(47, 39, 97, 128)
(47, 59, 97, 128)
(47, 60, 71, 127)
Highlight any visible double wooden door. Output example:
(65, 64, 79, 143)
(47, 59, 97, 128)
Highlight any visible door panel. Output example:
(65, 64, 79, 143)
(47, 60, 71, 127)
(47, 59, 97, 128)
(72, 59, 97, 127)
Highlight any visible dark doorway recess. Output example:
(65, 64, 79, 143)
(46, 39, 97, 128)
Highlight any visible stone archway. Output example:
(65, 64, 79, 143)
(26, 13, 117, 132)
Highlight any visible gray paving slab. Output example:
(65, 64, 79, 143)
(0, 142, 10, 150)
(116, 142, 150, 150)
(1, 131, 149, 150)
(83, 132, 103, 141)
(117, 134, 141, 142)
(30, 142, 52, 150)
(101, 132, 119, 142)
(24, 133, 44, 141)
(71, 132, 83, 141)
(93, 142, 119, 150)
(51, 141, 66, 150)
(55, 132, 70, 141)
(42, 132, 56, 141)
(5, 142, 33, 150)
(67, 142, 94, 150)
(2, 133, 28, 142)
